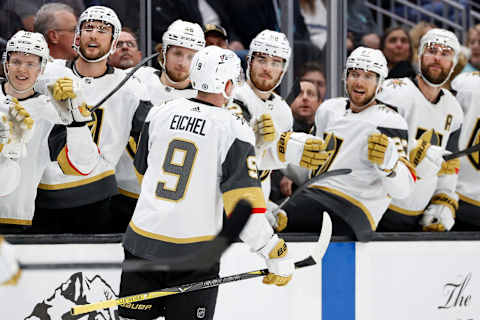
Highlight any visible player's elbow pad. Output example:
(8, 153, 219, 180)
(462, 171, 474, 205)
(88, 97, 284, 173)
(383, 160, 415, 199)
(66, 126, 100, 174)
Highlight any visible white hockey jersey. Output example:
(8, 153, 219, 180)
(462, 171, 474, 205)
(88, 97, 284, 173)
(312, 98, 413, 229)
(123, 98, 267, 260)
(230, 83, 293, 201)
(451, 72, 480, 207)
(116, 66, 196, 198)
(34, 59, 152, 209)
(378, 77, 463, 214)
(0, 80, 96, 225)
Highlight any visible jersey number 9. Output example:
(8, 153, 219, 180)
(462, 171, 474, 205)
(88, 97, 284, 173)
(156, 139, 198, 201)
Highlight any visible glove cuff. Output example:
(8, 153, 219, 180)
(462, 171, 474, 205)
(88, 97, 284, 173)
(430, 193, 458, 217)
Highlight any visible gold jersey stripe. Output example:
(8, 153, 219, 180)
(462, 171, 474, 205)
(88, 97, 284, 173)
(57, 147, 86, 176)
(118, 188, 140, 199)
(458, 192, 480, 207)
(38, 170, 115, 190)
(222, 186, 266, 217)
(311, 185, 376, 230)
(0, 218, 32, 226)
(388, 203, 423, 216)
(129, 221, 215, 244)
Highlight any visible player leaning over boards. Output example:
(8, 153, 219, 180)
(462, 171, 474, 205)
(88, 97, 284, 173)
(282, 47, 416, 241)
(377, 29, 463, 232)
(33, 6, 152, 233)
(449, 70, 480, 230)
(119, 46, 295, 320)
(229, 30, 326, 233)
(112, 20, 205, 232)
(0, 31, 98, 232)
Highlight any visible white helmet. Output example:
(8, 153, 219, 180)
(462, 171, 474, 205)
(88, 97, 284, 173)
(73, 6, 122, 63)
(247, 29, 291, 92)
(418, 28, 460, 87)
(2, 31, 50, 93)
(344, 47, 388, 105)
(190, 46, 242, 99)
(161, 20, 205, 67)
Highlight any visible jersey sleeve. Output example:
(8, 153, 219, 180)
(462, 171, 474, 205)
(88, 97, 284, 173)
(0, 154, 20, 196)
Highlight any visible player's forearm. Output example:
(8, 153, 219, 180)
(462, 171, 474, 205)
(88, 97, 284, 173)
(382, 158, 416, 199)
(57, 126, 100, 175)
(434, 173, 459, 201)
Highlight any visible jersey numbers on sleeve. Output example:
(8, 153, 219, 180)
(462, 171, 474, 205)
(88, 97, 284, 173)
(156, 139, 198, 201)
(246, 156, 259, 179)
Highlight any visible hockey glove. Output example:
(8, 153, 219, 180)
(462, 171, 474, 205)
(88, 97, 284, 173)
(368, 132, 399, 175)
(0, 237, 21, 286)
(52, 77, 76, 101)
(1, 98, 34, 159)
(254, 114, 277, 148)
(438, 157, 460, 176)
(0, 113, 9, 151)
(409, 129, 443, 179)
(420, 193, 457, 232)
(266, 201, 288, 232)
(259, 235, 294, 286)
(278, 132, 329, 170)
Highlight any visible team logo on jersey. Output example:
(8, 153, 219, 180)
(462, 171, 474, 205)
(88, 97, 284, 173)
(196, 307, 206, 319)
(467, 118, 480, 170)
(415, 127, 443, 146)
(385, 79, 407, 89)
(25, 272, 118, 319)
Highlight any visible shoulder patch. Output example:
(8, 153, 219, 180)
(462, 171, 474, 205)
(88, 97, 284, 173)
(385, 78, 407, 89)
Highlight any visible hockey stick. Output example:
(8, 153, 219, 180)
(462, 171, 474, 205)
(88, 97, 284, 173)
(443, 143, 480, 161)
(71, 211, 332, 316)
(275, 168, 352, 213)
(285, 78, 301, 105)
(89, 52, 160, 113)
(20, 199, 252, 272)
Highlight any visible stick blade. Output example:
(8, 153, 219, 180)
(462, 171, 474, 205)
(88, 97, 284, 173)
(311, 211, 332, 263)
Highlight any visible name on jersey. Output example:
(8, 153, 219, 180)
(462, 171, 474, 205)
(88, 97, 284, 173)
(170, 114, 206, 136)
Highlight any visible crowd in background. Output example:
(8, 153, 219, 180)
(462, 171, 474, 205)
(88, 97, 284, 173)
(1, 0, 480, 237)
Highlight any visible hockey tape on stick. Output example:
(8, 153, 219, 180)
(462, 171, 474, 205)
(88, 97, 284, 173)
(21, 199, 252, 272)
(71, 212, 332, 316)
(89, 52, 160, 113)
(275, 168, 352, 213)
(285, 78, 301, 106)
(442, 143, 480, 161)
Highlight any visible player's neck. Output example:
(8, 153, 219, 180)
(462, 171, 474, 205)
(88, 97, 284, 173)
(350, 99, 376, 113)
(160, 71, 190, 90)
(195, 92, 225, 107)
(4, 82, 34, 100)
(248, 80, 271, 101)
(75, 58, 108, 78)
(417, 74, 442, 103)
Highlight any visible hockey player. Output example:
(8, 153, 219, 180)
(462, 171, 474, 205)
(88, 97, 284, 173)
(450, 72, 480, 230)
(283, 47, 416, 241)
(33, 6, 152, 233)
(0, 31, 98, 232)
(377, 28, 463, 232)
(112, 20, 205, 231)
(119, 46, 295, 320)
(229, 30, 325, 232)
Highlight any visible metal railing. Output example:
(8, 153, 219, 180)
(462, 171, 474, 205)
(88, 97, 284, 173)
(365, 0, 480, 44)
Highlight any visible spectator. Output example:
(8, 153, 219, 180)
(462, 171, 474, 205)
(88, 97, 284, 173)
(204, 23, 228, 48)
(462, 24, 480, 73)
(34, 3, 78, 61)
(347, 0, 378, 46)
(381, 26, 416, 79)
(409, 21, 435, 71)
(299, 0, 327, 49)
(298, 61, 327, 101)
(108, 27, 142, 69)
(361, 32, 381, 50)
(2, 0, 84, 32)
